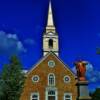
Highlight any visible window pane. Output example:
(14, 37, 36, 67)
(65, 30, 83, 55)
(48, 90, 56, 100)
(48, 90, 55, 95)
(31, 93, 39, 100)
(32, 95, 37, 98)
(65, 95, 70, 98)
(64, 93, 72, 100)
(48, 74, 55, 86)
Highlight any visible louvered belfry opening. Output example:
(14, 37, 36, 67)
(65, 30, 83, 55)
(49, 39, 53, 49)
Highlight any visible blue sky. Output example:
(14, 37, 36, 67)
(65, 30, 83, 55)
(0, 0, 100, 91)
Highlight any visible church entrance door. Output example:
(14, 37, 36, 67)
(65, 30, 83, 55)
(48, 96, 55, 100)
(46, 88, 57, 100)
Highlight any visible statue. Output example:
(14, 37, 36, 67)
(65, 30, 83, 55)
(75, 61, 87, 81)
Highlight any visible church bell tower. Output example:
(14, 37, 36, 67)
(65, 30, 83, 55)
(43, 1, 59, 56)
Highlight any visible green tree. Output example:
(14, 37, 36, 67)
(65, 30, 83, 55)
(91, 88, 100, 100)
(96, 48, 100, 54)
(0, 55, 25, 100)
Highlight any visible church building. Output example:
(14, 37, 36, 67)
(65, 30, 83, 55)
(20, 1, 91, 100)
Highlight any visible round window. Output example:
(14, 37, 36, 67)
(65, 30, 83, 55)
(64, 75, 70, 83)
(32, 75, 39, 83)
(48, 60, 55, 68)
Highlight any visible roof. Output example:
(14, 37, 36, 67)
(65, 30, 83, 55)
(27, 51, 76, 78)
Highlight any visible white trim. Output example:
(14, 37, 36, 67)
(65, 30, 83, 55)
(48, 73, 55, 86)
(27, 52, 52, 75)
(45, 87, 58, 100)
(27, 51, 76, 78)
(64, 93, 72, 100)
(30, 92, 39, 100)
(48, 60, 55, 68)
(63, 75, 71, 83)
(32, 75, 39, 83)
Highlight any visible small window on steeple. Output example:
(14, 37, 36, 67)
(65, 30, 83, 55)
(49, 39, 53, 49)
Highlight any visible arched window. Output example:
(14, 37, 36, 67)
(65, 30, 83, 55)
(48, 73, 55, 86)
(48, 39, 53, 49)
(64, 93, 72, 100)
(31, 92, 39, 100)
(48, 90, 55, 95)
(48, 90, 56, 100)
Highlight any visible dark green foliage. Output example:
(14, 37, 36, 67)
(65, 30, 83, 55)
(0, 79, 8, 100)
(96, 48, 100, 54)
(91, 88, 100, 100)
(0, 55, 25, 100)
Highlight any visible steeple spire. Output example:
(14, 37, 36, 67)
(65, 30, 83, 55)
(47, 1, 54, 26)
(43, 0, 59, 56)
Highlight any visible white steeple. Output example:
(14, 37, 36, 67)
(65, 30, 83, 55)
(43, 0, 59, 56)
(47, 1, 54, 26)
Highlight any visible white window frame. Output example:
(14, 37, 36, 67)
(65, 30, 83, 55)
(48, 73, 55, 86)
(32, 75, 39, 83)
(64, 93, 72, 100)
(48, 60, 55, 68)
(63, 75, 71, 83)
(30, 92, 39, 100)
(45, 87, 58, 100)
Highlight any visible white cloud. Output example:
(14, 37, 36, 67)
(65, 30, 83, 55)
(0, 31, 26, 55)
(7, 34, 18, 39)
(18, 41, 26, 52)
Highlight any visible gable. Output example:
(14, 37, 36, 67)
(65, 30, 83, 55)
(27, 52, 76, 78)
(20, 51, 78, 100)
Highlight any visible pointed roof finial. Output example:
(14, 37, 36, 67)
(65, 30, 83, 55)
(47, 0, 54, 26)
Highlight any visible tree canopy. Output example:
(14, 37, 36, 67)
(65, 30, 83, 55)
(91, 88, 100, 100)
(0, 55, 25, 100)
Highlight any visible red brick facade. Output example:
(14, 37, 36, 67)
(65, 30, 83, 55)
(20, 52, 77, 100)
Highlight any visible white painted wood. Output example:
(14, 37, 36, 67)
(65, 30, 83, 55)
(64, 93, 72, 100)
